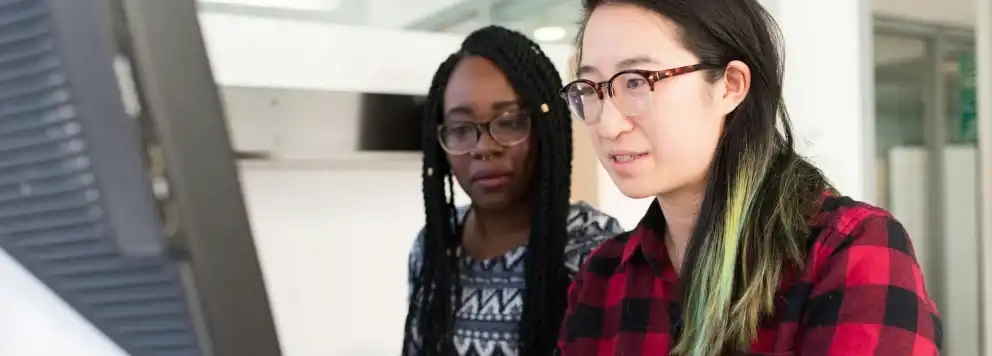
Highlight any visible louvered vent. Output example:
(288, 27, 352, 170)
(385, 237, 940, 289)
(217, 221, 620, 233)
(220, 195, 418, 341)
(0, 0, 201, 355)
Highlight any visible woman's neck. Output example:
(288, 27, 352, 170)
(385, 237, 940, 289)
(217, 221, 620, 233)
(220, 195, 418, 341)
(657, 186, 705, 274)
(462, 202, 532, 259)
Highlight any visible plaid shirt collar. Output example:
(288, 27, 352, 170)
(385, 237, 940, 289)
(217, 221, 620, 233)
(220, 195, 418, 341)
(619, 191, 835, 282)
(619, 200, 678, 283)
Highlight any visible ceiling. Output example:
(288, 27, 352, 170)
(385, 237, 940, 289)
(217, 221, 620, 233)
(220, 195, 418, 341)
(198, 0, 979, 43)
(874, 0, 976, 27)
(196, 0, 979, 81)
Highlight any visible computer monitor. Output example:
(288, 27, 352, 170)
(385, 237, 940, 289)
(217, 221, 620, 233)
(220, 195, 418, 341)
(0, 0, 281, 355)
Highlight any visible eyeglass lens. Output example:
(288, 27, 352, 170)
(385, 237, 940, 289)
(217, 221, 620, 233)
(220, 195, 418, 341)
(438, 114, 530, 154)
(564, 72, 653, 122)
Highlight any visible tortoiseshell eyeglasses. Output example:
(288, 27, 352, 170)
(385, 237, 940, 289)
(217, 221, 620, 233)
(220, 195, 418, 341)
(558, 63, 720, 122)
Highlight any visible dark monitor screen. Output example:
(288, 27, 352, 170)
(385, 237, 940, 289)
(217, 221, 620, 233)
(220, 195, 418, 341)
(0, 0, 281, 355)
(359, 92, 426, 152)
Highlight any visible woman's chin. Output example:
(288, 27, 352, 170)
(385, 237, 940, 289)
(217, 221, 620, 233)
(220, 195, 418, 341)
(612, 180, 658, 200)
(611, 176, 686, 200)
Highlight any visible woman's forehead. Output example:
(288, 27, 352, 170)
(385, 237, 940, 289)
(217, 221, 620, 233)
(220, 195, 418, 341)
(443, 56, 518, 113)
(578, 4, 686, 77)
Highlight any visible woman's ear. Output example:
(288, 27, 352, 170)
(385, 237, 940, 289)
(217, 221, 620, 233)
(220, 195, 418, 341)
(717, 60, 751, 115)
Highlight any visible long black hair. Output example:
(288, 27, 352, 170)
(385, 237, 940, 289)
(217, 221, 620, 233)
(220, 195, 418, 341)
(575, 1, 830, 354)
(402, 26, 573, 356)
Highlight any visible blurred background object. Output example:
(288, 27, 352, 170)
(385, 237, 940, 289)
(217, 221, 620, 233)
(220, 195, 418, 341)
(0, 1, 279, 356)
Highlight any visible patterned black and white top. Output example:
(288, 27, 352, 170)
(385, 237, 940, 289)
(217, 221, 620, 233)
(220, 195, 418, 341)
(405, 202, 623, 356)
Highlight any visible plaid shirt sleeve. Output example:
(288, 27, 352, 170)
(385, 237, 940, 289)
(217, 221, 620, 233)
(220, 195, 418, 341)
(558, 252, 585, 354)
(801, 214, 942, 355)
(556, 236, 621, 355)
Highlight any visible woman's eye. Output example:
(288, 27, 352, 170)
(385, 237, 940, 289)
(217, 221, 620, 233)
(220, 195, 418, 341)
(494, 115, 525, 128)
(627, 78, 647, 89)
(448, 125, 474, 136)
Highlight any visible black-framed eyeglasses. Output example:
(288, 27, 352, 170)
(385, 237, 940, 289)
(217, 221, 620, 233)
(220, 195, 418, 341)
(437, 113, 531, 155)
(559, 63, 719, 122)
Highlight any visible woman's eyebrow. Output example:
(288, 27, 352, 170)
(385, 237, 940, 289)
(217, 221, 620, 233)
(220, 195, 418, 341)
(576, 55, 663, 78)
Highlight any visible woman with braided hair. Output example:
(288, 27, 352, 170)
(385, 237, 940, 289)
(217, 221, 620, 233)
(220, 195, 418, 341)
(403, 26, 622, 356)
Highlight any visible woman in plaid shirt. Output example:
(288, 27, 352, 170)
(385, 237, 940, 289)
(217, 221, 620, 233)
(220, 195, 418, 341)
(556, 0, 942, 355)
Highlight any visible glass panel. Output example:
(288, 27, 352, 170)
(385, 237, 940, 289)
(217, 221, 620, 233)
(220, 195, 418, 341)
(874, 34, 927, 208)
(873, 34, 937, 290)
(939, 40, 980, 355)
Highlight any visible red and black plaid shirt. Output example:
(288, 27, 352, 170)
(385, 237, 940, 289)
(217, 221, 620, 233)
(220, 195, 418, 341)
(558, 194, 942, 355)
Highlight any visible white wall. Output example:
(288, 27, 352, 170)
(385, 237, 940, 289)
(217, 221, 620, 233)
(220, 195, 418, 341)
(763, 0, 876, 203)
(238, 160, 469, 356)
(219, 86, 362, 156)
(0, 250, 128, 356)
(595, 167, 651, 229)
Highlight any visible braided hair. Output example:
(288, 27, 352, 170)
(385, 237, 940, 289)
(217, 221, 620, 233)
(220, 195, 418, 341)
(403, 26, 573, 356)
